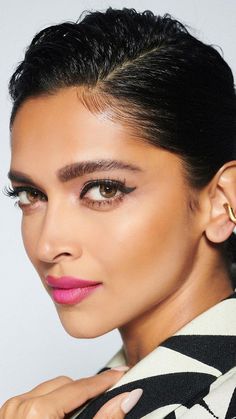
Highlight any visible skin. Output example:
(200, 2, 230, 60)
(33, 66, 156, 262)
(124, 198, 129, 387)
(3, 86, 236, 417)
(10, 86, 235, 357)
(0, 369, 140, 418)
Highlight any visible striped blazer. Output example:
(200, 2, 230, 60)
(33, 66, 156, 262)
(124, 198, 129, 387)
(69, 292, 236, 418)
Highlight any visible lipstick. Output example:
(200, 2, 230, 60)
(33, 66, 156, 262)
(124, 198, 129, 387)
(45, 276, 102, 305)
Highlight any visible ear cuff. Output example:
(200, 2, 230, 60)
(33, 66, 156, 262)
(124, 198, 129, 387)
(223, 203, 236, 224)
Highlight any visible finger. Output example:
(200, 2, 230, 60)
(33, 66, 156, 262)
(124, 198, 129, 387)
(93, 388, 143, 419)
(93, 392, 130, 419)
(0, 396, 21, 418)
(42, 369, 128, 416)
(18, 376, 74, 399)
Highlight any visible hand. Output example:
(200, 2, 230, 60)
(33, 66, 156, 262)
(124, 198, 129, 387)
(0, 369, 143, 419)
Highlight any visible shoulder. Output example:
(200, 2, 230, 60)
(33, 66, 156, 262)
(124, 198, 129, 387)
(173, 366, 236, 418)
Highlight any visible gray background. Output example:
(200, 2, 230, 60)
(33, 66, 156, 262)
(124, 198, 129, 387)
(1, 0, 236, 405)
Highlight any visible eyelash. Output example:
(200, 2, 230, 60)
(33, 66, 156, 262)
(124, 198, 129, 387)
(4, 178, 136, 210)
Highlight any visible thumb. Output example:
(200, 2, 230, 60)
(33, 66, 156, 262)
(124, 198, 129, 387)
(93, 388, 143, 419)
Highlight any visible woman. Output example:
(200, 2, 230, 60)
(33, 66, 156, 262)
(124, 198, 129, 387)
(2, 7, 236, 418)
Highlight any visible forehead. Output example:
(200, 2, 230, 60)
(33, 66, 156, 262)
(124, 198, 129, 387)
(10, 87, 183, 181)
(11, 88, 143, 157)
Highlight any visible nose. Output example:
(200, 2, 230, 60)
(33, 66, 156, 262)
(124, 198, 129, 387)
(35, 203, 83, 264)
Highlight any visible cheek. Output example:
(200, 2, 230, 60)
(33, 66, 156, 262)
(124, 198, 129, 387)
(90, 197, 195, 298)
(50, 191, 197, 337)
(56, 206, 197, 338)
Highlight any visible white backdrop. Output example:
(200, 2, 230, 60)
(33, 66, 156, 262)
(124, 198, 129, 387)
(1, 0, 236, 406)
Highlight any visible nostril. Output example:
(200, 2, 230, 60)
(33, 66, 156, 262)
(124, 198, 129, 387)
(53, 252, 72, 261)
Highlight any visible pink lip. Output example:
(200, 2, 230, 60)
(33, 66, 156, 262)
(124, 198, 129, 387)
(45, 276, 102, 305)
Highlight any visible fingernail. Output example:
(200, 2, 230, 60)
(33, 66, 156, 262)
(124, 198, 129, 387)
(111, 365, 130, 372)
(121, 388, 143, 414)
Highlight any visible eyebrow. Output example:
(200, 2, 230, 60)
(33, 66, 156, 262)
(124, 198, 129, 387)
(8, 159, 143, 185)
(8, 171, 37, 186)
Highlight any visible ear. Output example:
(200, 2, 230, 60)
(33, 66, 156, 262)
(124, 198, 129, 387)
(205, 161, 236, 243)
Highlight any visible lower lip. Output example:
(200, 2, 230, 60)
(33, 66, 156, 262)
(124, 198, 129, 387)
(51, 284, 102, 305)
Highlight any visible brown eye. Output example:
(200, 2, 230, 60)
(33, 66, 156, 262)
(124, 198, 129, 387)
(81, 180, 123, 201)
(27, 191, 41, 202)
(99, 184, 118, 198)
(5, 186, 47, 208)
(17, 189, 47, 206)
(18, 190, 39, 205)
(80, 179, 136, 208)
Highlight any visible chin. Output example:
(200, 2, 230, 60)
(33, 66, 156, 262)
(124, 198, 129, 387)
(55, 306, 115, 338)
(65, 327, 106, 339)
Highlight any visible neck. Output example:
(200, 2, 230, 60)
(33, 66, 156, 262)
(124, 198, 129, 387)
(119, 254, 234, 367)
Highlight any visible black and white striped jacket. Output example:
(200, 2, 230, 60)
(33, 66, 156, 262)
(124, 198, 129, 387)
(70, 292, 236, 418)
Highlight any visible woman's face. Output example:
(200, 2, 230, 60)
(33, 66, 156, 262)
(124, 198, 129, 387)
(10, 87, 201, 338)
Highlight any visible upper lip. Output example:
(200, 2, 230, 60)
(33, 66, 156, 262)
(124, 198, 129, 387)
(45, 276, 101, 289)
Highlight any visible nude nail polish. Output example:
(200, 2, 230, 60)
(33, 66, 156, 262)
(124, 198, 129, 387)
(111, 365, 130, 371)
(121, 388, 143, 413)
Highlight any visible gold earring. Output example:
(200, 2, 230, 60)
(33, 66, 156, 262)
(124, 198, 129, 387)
(223, 203, 236, 224)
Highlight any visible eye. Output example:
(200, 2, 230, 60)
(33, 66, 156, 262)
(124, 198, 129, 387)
(18, 190, 43, 205)
(80, 179, 136, 208)
(4, 186, 47, 207)
(83, 182, 120, 200)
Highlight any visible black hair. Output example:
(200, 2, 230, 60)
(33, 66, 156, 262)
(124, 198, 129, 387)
(8, 8, 236, 270)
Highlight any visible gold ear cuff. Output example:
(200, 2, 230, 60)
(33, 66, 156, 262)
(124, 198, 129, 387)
(223, 203, 236, 224)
